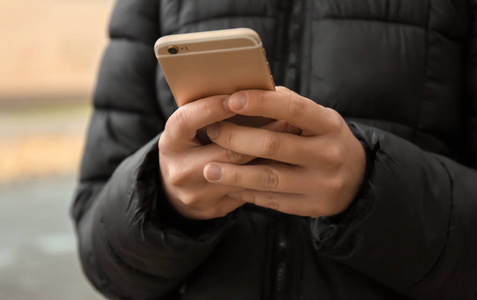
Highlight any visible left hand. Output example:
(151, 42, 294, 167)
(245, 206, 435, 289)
(202, 87, 366, 217)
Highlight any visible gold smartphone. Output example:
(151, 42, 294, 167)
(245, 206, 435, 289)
(154, 28, 275, 142)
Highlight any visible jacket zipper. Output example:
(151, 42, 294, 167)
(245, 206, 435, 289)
(273, 217, 290, 300)
(270, 0, 305, 299)
(284, 0, 305, 91)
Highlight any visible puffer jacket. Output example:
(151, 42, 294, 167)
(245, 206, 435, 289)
(71, 0, 477, 299)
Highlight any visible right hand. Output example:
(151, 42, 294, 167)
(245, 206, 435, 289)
(159, 94, 296, 220)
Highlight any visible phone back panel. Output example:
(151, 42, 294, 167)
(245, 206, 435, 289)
(155, 29, 275, 107)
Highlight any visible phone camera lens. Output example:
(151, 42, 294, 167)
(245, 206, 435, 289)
(168, 46, 179, 55)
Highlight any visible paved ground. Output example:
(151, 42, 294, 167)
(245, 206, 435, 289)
(0, 102, 105, 299)
(0, 176, 103, 300)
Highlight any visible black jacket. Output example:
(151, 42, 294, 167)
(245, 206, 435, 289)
(72, 0, 477, 299)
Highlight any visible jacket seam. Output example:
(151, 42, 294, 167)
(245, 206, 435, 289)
(412, 0, 431, 145)
(314, 17, 461, 44)
(109, 35, 156, 47)
(94, 106, 160, 118)
(179, 14, 274, 28)
(401, 156, 455, 292)
(99, 217, 173, 281)
(177, 0, 182, 25)
(344, 116, 438, 139)
(343, 116, 416, 129)
(313, 16, 425, 30)
(80, 176, 111, 184)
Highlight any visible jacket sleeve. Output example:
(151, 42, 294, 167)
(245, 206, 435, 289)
(71, 1, 235, 299)
(310, 11, 477, 300)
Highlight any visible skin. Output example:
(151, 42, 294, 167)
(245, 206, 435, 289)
(159, 87, 366, 220)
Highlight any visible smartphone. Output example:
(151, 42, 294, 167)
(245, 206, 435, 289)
(154, 28, 275, 143)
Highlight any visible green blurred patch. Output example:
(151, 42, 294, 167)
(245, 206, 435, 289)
(0, 99, 92, 122)
(0, 99, 92, 183)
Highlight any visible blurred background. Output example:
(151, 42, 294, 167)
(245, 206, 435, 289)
(0, 0, 114, 298)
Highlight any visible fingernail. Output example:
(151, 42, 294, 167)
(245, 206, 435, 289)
(207, 123, 219, 140)
(229, 93, 247, 110)
(205, 164, 222, 181)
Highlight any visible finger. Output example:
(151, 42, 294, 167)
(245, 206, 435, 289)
(172, 194, 245, 220)
(262, 119, 302, 135)
(202, 120, 301, 166)
(164, 95, 236, 143)
(164, 144, 255, 186)
(227, 190, 312, 216)
(163, 159, 249, 207)
(206, 121, 307, 165)
(203, 162, 305, 193)
(227, 89, 336, 135)
(170, 180, 246, 205)
(207, 120, 294, 166)
(202, 143, 255, 165)
(275, 86, 291, 92)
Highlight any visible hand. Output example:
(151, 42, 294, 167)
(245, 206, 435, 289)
(159, 94, 294, 220)
(203, 87, 366, 217)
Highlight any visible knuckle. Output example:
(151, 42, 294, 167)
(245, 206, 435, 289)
(326, 108, 345, 132)
(225, 126, 234, 145)
(260, 133, 281, 157)
(230, 169, 243, 185)
(171, 108, 189, 129)
(165, 109, 189, 139)
(247, 192, 257, 205)
(225, 149, 246, 164)
(256, 92, 266, 113)
(225, 149, 239, 162)
(168, 167, 186, 186)
(197, 100, 212, 118)
(181, 193, 200, 206)
(265, 195, 281, 211)
(158, 133, 173, 153)
(167, 163, 195, 186)
(287, 93, 306, 117)
(323, 144, 344, 168)
(326, 176, 345, 194)
(245, 192, 281, 212)
(262, 166, 280, 189)
(158, 135, 168, 152)
(276, 86, 290, 92)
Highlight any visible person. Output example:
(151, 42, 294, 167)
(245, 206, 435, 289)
(71, 0, 477, 299)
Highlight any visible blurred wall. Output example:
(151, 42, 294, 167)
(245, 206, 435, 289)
(0, 0, 115, 184)
(0, 0, 114, 101)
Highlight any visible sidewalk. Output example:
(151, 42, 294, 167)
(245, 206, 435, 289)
(0, 176, 103, 300)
